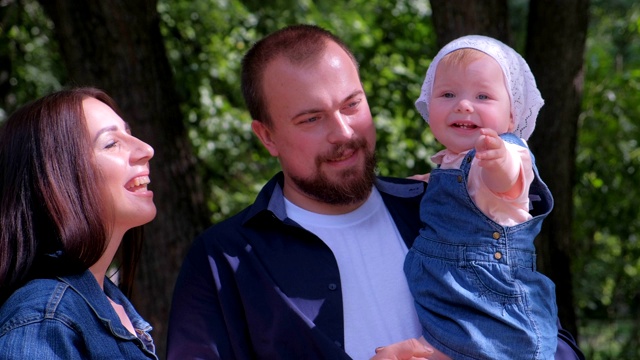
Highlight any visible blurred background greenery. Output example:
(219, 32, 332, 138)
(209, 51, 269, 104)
(1, 0, 639, 358)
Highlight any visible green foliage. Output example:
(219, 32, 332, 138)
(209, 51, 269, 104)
(156, 0, 438, 222)
(349, 1, 439, 177)
(158, 0, 275, 222)
(162, 1, 640, 357)
(4, 0, 640, 357)
(0, 0, 65, 120)
(574, 0, 640, 357)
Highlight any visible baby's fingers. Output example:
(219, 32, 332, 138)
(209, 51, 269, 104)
(475, 148, 502, 163)
(479, 133, 503, 151)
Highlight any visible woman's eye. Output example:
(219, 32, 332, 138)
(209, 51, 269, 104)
(105, 141, 119, 149)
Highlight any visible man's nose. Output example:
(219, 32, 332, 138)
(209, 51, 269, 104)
(327, 112, 354, 143)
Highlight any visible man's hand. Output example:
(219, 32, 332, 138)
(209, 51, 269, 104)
(408, 173, 430, 183)
(370, 337, 451, 360)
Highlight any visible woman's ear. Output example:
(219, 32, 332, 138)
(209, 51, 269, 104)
(251, 120, 279, 157)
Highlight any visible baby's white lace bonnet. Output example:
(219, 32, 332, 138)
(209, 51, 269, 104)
(415, 35, 544, 140)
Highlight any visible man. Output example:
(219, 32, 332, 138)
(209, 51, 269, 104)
(167, 24, 583, 360)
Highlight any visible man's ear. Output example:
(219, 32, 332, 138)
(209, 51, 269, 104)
(251, 120, 279, 157)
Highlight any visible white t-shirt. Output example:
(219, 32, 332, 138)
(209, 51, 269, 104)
(285, 188, 421, 359)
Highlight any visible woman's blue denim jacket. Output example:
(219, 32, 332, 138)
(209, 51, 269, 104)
(0, 270, 157, 359)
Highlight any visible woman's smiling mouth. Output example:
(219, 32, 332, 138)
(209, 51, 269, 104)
(125, 175, 151, 192)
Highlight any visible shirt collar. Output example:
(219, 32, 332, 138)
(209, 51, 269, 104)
(242, 172, 426, 226)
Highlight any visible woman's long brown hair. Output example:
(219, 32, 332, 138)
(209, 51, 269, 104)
(0, 87, 144, 301)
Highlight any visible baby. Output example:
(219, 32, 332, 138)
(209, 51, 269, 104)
(404, 35, 558, 360)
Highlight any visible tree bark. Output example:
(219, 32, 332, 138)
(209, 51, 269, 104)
(430, 0, 510, 47)
(38, 1, 210, 357)
(526, 0, 589, 339)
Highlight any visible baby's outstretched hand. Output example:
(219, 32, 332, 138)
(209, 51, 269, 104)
(474, 128, 521, 194)
(474, 128, 508, 169)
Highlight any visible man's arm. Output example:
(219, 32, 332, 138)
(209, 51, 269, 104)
(167, 237, 232, 360)
(555, 320, 586, 360)
(368, 322, 585, 360)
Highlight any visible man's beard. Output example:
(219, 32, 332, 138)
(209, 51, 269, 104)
(289, 137, 377, 206)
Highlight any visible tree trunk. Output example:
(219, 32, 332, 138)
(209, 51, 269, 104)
(525, 0, 589, 339)
(430, 0, 510, 47)
(38, 1, 210, 357)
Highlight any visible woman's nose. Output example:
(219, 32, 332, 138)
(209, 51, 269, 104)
(132, 137, 154, 162)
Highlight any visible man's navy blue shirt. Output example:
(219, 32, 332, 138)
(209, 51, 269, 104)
(167, 172, 583, 360)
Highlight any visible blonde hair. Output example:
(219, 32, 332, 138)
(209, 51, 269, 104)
(439, 48, 487, 68)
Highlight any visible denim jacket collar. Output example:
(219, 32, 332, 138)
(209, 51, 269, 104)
(58, 271, 155, 351)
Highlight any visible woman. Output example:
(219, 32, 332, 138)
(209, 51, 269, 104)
(0, 87, 158, 359)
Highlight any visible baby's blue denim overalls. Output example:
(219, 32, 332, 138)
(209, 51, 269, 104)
(404, 133, 558, 360)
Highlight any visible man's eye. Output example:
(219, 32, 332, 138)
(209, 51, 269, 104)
(296, 116, 318, 124)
